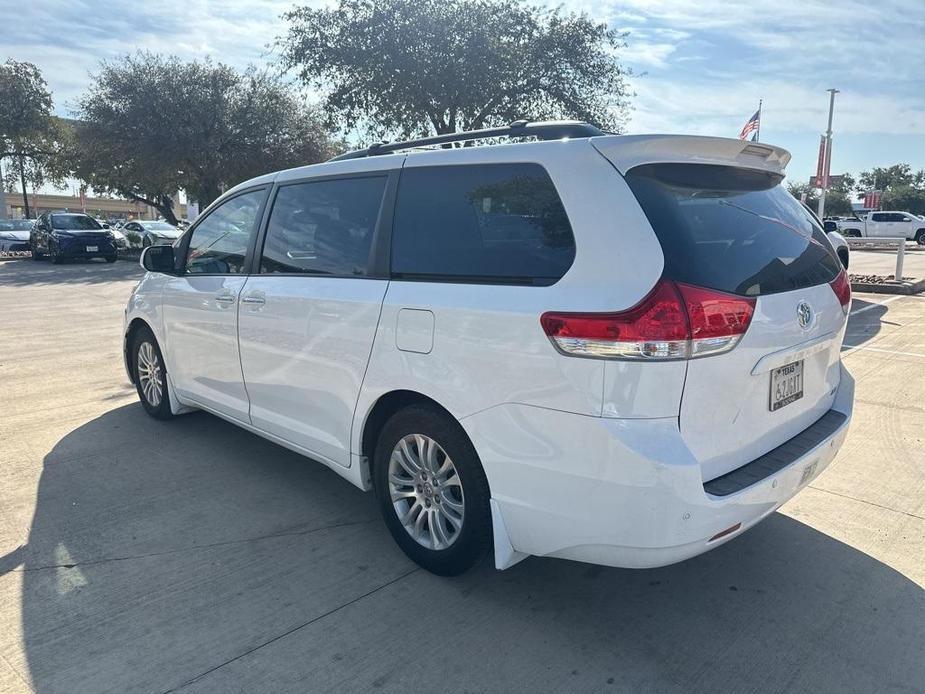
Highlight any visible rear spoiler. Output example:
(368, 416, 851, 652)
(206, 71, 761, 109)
(591, 134, 791, 177)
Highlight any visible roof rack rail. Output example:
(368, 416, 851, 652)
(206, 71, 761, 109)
(329, 120, 605, 161)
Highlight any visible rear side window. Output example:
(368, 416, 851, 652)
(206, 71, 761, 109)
(261, 176, 386, 276)
(391, 164, 575, 285)
(625, 164, 842, 296)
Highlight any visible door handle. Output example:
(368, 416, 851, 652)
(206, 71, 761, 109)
(241, 294, 265, 306)
(214, 293, 236, 304)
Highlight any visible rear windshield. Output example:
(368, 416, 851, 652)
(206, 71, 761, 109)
(625, 164, 842, 296)
(51, 214, 102, 231)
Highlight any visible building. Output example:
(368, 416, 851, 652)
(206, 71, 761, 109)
(3, 192, 186, 221)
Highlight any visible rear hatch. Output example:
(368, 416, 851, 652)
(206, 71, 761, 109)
(622, 161, 848, 481)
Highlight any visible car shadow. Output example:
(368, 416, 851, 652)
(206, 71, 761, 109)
(5, 404, 923, 693)
(843, 298, 888, 351)
(0, 258, 143, 287)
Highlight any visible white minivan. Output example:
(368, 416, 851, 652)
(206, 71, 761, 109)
(124, 121, 854, 575)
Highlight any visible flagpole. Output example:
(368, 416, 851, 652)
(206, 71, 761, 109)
(755, 99, 762, 142)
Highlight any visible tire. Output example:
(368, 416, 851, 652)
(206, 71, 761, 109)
(105, 255, 118, 263)
(915, 229, 925, 246)
(132, 327, 174, 420)
(31, 247, 44, 260)
(373, 405, 492, 576)
(837, 248, 849, 270)
(50, 248, 64, 264)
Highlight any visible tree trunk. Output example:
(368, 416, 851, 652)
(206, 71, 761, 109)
(18, 156, 30, 219)
(197, 182, 222, 211)
(156, 196, 179, 226)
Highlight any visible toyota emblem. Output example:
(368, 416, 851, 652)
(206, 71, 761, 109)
(797, 301, 813, 330)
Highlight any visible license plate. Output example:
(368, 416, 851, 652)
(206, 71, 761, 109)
(770, 360, 803, 411)
(86, 245, 98, 252)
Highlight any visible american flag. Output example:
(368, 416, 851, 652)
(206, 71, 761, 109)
(738, 110, 760, 140)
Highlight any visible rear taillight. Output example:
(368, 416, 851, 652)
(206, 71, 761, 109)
(829, 271, 851, 314)
(677, 282, 755, 357)
(541, 279, 755, 360)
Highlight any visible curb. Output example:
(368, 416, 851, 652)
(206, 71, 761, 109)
(850, 279, 925, 295)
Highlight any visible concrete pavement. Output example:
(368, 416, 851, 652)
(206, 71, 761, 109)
(0, 258, 923, 694)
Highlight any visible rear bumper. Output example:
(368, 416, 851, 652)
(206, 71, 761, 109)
(464, 363, 854, 569)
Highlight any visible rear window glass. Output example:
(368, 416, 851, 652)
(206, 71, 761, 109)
(392, 164, 575, 285)
(625, 164, 842, 296)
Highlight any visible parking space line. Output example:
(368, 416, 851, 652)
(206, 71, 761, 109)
(842, 345, 925, 360)
(849, 295, 905, 316)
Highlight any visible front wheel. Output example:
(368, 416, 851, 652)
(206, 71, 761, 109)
(132, 327, 173, 420)
(373, 405, 492, 576)
(915, 229, 925, 246)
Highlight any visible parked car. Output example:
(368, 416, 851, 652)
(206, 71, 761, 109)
(0, 218, 35, 252)
(836, 211, 925, 244)
(807, 207, 849, 269)
(122, 220, 182, 247)
(125, 121, 854, 576)
(827, 229, 849, 269)
(30, 213, 118, 263)
(109, 226, 129, 250)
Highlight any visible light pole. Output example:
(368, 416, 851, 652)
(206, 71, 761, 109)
(817, 88, 839, 219)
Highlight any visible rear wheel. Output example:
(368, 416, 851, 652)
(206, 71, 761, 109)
(915, 229, 925, 246)
(373, 405, 491, 576)
(132, 327, 173, 420)
(837, 248, 849, 269)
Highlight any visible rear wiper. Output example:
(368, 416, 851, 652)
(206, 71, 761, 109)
(718, 199, 826, 249)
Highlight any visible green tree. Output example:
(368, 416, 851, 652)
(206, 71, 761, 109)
(0, 60, 69, 218)
(786, 179, 853, 217)
(858, 164, 924, 193)
(74, 53, 337, 223)
(880, 186, 925, 216)
(279, 0, 631, 139)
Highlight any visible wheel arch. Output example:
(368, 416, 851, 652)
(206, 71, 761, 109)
(359, 390, 459, 475)
(124, 317, 154, 385)
(837, 247, 849, 269)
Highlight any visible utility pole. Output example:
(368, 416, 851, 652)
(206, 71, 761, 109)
(0, 159, 6, 218)
(817, 88, 839, 219)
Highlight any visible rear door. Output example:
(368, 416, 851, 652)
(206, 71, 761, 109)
(624, 163, 847, 481)
(237, 173, 394, 467)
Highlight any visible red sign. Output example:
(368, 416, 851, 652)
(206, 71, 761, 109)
(863, 191, 882, 209)
(815, 135, 827, 186)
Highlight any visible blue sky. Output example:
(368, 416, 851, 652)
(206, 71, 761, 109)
(5, 0, 925, 186)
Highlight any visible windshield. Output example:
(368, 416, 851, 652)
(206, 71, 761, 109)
(51, 215, 102, 231)
(0, 219, 32, 231)
(626, 163, 842, 296)
(147, 222, 178, 231)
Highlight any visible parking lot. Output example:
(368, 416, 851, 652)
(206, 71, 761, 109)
(0, 257, 923, 694)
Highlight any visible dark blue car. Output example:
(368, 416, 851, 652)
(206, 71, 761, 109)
(30, 213, 118, 263)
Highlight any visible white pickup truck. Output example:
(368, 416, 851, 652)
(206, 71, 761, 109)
(835, 211, 925, 244)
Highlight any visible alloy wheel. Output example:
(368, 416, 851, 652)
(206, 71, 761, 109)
(136, 341, 163, 407)
(388, 434, 465, 551)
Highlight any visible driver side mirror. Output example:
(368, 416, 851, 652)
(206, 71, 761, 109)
(140, 245, 179, 274)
